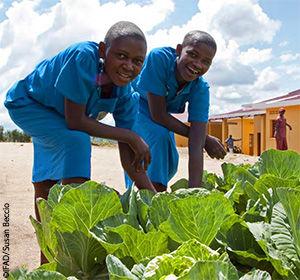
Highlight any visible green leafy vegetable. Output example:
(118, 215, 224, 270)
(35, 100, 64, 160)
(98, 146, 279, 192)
(16, 149, 300, 279)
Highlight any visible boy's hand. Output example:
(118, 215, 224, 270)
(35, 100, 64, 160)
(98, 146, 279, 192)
(129, 135, 151, 172)
(205, 135, 226, 159)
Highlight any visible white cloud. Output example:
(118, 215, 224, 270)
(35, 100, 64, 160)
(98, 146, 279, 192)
(210, 87, 249, 116)
(0, 0, 297, 130)
(277, 63, 300, 81)
(146, 25, 186, 51)
(0, 0, 175, 130)
(198, 0, 281, 45)
(280, 53, 300, 63)
(0, 48, 11, 68)
(240, 48, 273, 65)
(214, 86, 247, 103)
(209, 85, 252, 115)
(279, 40, 288, 47)
(207, 59, 256, 87)
(227, 91, 242, 99)
(0, 0, 175, 75)
(0, 0, 57, 75)
(253, 66, 281, 91)
(209, 104, 220, 113)
(146, 0, 279, 90)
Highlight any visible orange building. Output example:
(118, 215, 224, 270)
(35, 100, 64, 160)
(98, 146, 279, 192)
(174, 89, 300, 156)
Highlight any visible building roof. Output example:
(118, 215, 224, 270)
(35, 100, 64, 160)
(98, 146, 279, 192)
(243, 89, 300, 109)
(173, 89, 300, 122)
(209, 108, 266, 120)
(210, 89, 300, 120)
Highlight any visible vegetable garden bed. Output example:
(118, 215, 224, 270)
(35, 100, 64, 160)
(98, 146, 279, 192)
(8, 149, 300, 279)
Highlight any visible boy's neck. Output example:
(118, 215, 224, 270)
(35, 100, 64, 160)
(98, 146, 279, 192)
(101, 83, 114, 99)
(177, 81, 187, 90)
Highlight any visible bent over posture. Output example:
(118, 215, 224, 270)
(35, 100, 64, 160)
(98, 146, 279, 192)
(4, 21, 157, 224)
(126, 30, 226, 192)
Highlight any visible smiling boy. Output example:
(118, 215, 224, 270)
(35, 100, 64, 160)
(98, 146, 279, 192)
(5, 21, 157, 222)
(127, 30, 225, 192)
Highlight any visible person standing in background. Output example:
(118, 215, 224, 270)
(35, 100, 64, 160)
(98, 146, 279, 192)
(225, 135, 241, 153)
(274, 108, 292, 150)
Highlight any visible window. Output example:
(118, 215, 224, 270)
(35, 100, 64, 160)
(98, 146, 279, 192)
(271, 120, 276, 137)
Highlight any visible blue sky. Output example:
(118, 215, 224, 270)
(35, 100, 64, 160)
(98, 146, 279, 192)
(0, 0, 299, 130)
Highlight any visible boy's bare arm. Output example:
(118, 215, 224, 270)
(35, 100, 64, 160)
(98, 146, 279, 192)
(204, 135, 226, 159)
(64, 97, 150, 172)
(118, 142, 157, 193)
(148, 92, 226, 160)
(147, 92, 190, 137)
(188, 121, 207, 188)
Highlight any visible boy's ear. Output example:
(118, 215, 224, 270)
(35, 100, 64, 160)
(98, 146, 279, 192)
(175, 44, 182, 56)
(98, 41, 106, 58)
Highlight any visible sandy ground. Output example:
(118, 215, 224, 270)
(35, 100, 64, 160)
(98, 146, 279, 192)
(0, 142, 258, 273)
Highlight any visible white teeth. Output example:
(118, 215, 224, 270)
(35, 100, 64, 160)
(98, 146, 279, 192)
(119, 72, 131, 78)
(188, 66, 199, 74)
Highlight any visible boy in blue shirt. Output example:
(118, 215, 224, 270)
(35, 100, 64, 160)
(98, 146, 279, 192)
(225, 135, 241, 153)
(4, 21, 157, 223)
(128, 30, 225, 192)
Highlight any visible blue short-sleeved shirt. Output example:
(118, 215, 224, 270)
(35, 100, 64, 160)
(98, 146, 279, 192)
(225, 138, 235, 149)
(133, 47, 210, 122)
(6, 41, 138, 130)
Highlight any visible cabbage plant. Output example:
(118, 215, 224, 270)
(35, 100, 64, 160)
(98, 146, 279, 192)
(8, 149, 300, 279)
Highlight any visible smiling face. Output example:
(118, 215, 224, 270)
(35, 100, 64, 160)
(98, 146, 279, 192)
(175, 42, 216, 85)
(99, 36, 147, 87)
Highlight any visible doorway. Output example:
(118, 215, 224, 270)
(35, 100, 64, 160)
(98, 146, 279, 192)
(257, 133, 261, 156)
(249, 134, 254, 156)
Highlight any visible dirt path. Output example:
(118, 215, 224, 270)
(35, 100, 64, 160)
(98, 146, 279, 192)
(0, 142, 258, 273)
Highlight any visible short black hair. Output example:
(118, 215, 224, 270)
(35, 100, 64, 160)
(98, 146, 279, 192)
(104, 21, 147, 49)
(182, 30, 217, 53)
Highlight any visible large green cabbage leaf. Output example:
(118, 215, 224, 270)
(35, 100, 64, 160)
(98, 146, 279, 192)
(159, 192, 235, 245)
(106, 254, 138, 280)
(24, 150, 300, 279)
(239, 269, 271, 279)
(106, 240, 235, 279)
(258, 149, 300, 179)
(8, 268, 78, 280)
(216, 214, 269, 269)
(51, 181, 122, 234)
(91, 224, 169, 263)
(31, 181, 124, 278)
(30, 198, 57, 262)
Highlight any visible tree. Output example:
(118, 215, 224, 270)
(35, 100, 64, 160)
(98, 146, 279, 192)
(2, 128, 31, 142)
(0, 126, 4, 141)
